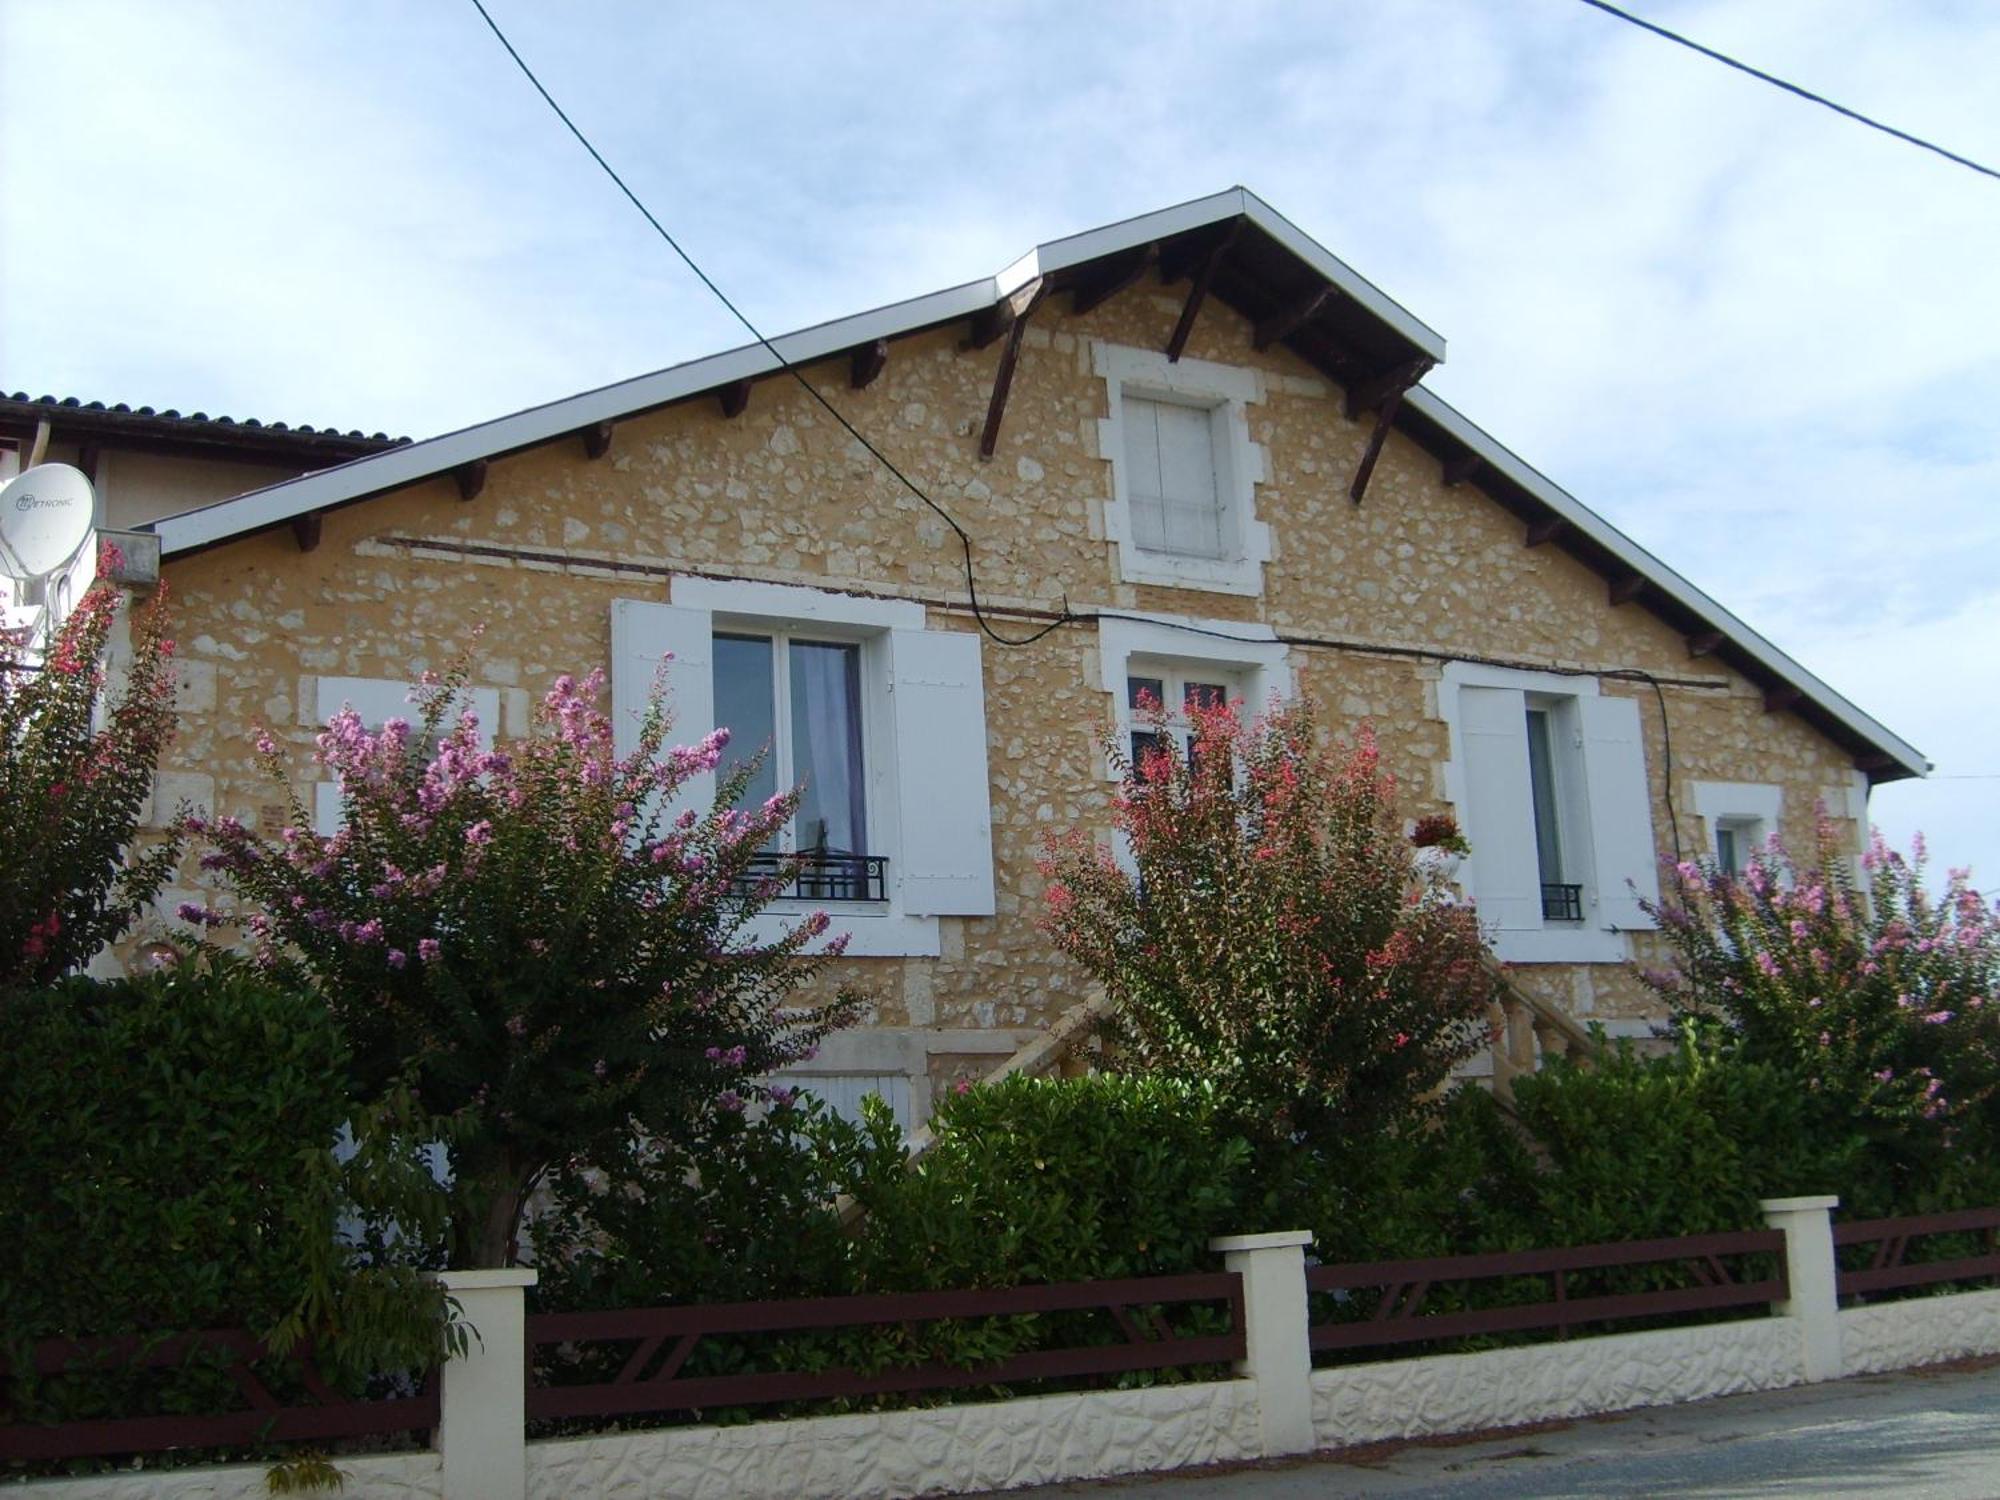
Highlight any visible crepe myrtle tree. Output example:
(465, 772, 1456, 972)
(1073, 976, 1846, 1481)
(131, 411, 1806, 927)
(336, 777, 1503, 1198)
(2, 559, 180, 987)
(1643, 822, 2000, 1155)
(1038, 696, 1493, 1144)
(190, 661, 862, 1268)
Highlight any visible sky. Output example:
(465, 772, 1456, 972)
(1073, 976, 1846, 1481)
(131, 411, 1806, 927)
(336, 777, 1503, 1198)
(2, 0, 1997, 887)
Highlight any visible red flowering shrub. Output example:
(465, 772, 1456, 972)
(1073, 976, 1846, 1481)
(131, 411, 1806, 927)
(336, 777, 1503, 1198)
(1, 572, 179, 986)
(1038, 698, 1493, 1143)
(1644, 823, 2000, 1199)
(191, 659, 862, 1266)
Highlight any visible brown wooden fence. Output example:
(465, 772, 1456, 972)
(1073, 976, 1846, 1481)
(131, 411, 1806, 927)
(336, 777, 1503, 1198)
(1306, 1229, 1788, 1355)
(0, 1329, 436, 1463)
(1834, 1206, 2000, 1300)
(526, 1271, 1245, 1422)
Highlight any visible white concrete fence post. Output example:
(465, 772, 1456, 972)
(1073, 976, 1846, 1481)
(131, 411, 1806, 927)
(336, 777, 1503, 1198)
(1210, 1231, 1316, 1458)
(434, 1268, 537, 1500)
(1759, 1195, 1842, 1383)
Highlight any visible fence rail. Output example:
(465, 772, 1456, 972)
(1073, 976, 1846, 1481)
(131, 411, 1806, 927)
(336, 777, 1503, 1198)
(0, 1329, 436, 1463)
(526, 1271, 1245, 1422)
(1306, 1228, 1787, 1354)
(1834, 1206, 2000, 1299)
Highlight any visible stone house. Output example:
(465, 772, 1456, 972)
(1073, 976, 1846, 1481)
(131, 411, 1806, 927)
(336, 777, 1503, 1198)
(114, 188, 1924, 1128)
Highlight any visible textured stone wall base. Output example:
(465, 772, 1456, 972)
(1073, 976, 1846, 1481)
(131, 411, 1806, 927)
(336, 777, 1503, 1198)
(526, 1379, 1260, 1500)
(1840, 1288, 2000, 1377)
(1312, 1318, 1805, 1449)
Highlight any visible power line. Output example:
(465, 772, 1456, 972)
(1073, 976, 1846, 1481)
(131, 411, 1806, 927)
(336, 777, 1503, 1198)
(1574, 0, 2000, 184)
(463, 0, 1070, 647)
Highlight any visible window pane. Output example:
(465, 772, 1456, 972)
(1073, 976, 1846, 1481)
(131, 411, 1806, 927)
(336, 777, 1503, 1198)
(1128, 675, 1166, 713)
(789, 639, 866, 854)
(1183, 680, 1227, 713)
(1524, 708, 1564, 885)
(1130, 730, 1168, 783)
(714, 634, 778, 814)
(1716, 825, 1739, 876)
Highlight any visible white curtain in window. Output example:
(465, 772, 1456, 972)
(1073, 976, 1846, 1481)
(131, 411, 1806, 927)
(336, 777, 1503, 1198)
(791, 641, 865, 853)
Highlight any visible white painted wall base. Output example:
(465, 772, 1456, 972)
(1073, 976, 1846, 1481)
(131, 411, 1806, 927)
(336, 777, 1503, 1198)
(1840, 1287, 2000, 1377)
(525, 1378, 1260, 1500)
(1313, 1318, 1804, 1449)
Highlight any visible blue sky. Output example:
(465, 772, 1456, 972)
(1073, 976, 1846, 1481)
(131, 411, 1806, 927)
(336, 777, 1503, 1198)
(3, 0, 1996, 885)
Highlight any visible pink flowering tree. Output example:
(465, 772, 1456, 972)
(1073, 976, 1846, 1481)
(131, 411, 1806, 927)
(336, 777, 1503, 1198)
(1, 566, 180, 987)
(191, 661, 862, 1268)
(1643, 823, 2000, 1188)
(1038, 697, 1493, 1144)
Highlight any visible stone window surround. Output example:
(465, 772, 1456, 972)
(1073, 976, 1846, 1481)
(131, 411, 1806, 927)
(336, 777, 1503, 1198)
(1094, 614, 1293, 782)
(1690, 780, 1784, 870)
(665, 575, 967, 960)
(1093, 341, 1273, 596)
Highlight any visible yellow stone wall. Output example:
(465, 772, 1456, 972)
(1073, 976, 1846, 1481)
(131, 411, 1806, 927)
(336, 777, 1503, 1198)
(136, 282, 1871, 1037)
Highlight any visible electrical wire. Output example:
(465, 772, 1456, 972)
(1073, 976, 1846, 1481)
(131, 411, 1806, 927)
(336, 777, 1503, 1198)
(1574, 0, 2000, 184)
(464, 0, 1071, 647)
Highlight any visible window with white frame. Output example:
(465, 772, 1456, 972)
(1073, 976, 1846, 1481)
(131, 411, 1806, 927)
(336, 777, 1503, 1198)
(1097, 615, 1291, 783)
(1691, 781, 1783, 876)
(714, 631, 877, 900)
(1124, 659, 1241, 779)
(610, 579, 996, 958)
(1442, 663, 1660, 963)
(311, 676, 500, 835)
(1094, 343, 1272, 596)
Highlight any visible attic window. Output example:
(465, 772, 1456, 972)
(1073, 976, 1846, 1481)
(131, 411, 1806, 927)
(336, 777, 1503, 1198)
(1121, 396, 1228, 560)
(1095, 342, 1271, 597)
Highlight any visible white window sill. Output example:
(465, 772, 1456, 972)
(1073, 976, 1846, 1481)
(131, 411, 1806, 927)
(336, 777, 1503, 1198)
(741, 908, 941, 958)
(1489, 925, 1633, 964)
(1119, 549, 1266, 596)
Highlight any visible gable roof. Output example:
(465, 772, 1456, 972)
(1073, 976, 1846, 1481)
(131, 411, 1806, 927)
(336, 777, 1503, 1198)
(137, 187, 1926, 782)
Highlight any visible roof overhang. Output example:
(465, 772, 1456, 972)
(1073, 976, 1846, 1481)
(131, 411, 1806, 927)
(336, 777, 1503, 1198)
(138, 187, 1925, 783)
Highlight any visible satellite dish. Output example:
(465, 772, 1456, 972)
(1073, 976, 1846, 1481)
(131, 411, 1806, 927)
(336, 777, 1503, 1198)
(0, 464, 95, 581)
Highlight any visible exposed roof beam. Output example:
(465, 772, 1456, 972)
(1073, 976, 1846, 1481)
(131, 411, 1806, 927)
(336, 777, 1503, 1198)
(1686, 630, 1724, 658)
(849, 339, 889, 390)
(1345, 357, 1434, 421)
(76, 443, 101, 486)
(455, 460, 489, 503)
(1442, 453, 1483, 489)
(1349, 389, 1407, 506)
(1608, 573, 1646, 606)
(290, 511, 323, 553)
(979, 283, 1048, 460)
(580, 420, 615, 459)
(1525, 516, 1564, 547)
(1066, 247, 1151, 317)
(1765, 684, 1804, 714)
(1253, 286, 1337, 350)
(717, 382, 751, 420)
(1165, 223, 1239, 363)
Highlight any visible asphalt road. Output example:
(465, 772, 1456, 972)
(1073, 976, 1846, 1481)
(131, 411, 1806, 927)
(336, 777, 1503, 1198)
(996, 1359, 2000, 1499)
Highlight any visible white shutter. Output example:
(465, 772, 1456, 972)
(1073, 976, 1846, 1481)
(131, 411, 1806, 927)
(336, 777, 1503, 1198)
(1456, 686, 1543, 931)
(889, 627, 995, 915)
(1579, 693, 1660, 929)
(611, 599, 715, 821)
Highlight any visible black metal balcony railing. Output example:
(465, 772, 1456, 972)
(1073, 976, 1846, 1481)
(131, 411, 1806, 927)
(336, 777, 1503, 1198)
(733, 850, 888, 904)
(1541, 882, 1584, 922)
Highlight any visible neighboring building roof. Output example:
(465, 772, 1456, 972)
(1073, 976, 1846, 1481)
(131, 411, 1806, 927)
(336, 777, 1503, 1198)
(0, 392, 407, 467)
(131, 186, 1927, 782)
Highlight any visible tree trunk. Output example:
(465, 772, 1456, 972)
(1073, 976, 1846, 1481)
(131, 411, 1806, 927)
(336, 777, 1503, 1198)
(451, 1158, 529, 1269)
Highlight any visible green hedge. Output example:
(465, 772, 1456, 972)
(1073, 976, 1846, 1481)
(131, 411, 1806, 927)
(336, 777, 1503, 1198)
(0, 958, 449, 1460)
